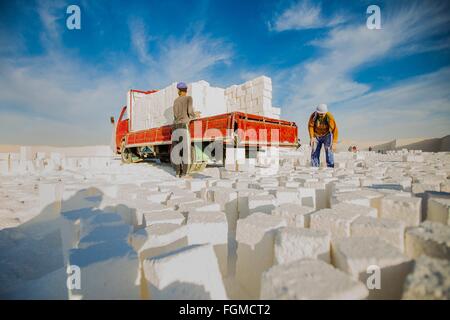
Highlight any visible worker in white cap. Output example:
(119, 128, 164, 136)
(308, 103, 338, 167)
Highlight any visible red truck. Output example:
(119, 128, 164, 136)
(111, 89, 299, 172)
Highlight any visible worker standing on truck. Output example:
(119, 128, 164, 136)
(308, 103, 338, 168)
(171, 82, 196, 177)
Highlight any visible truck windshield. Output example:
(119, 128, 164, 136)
(120, 107, 129, 121)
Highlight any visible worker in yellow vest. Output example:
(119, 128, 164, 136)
(308, 104, 338, 168)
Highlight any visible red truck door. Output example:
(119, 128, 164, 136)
(116, 106, 129, 151)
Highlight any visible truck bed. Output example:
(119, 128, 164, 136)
(125, 112, 298, 148)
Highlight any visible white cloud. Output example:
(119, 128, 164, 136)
(129, 19, 155, 66)
(278, 1, 450, 136)
(0, 11, 233, 146)
(36, 0, 66, 50)
(128, 20, 233, 87)
(335, 68, 450, 141)
(270, 0, 345, 31)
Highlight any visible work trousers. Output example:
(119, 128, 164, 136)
(311, 132, 334, 168)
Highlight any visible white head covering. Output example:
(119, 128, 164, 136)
(316, 103, 328, 114)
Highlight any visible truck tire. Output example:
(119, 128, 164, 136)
(120, 141, 133, 164)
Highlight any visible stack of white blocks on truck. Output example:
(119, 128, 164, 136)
(126, 76, 280, 132)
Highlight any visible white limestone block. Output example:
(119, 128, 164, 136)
(274, 227, 331, 264)
(298, 187, 316, 208)
(20, 146, 33, 161)
(260, 259, 368, 300)
(39, 182, 63, 216)
(331, 192, 371, 207)
(428, 198, 450, 225)
(405, 221, 450, 259)
(78, 223, 132, 249)
(331, 202, 377, 218)
(143, 210, 185, 227)
(186, 179, 207, 192)
(310, 208, 360, 239)
(236, 188, 269, 219)
(130, 223, 188, 262)
(69, 241, 140, 299)
(143, 244, 227, 299)
(402, 255, 450, 300)
(215, 180, 235, 188)
(274, 188, 300, 205)
(145, 192, 171, 204)
(246, 194, 277, 216)
(270, 203, 314, 228)
(187, 211, 229, 277)
(235, 212, 286, 299)
(124, 200, 173, 228)
(304, 181, 328, 209)
(331, 237, 412, 299)
(351, 216, 405, 251)
(0, 160, 9, 174)
(79, 212, 125, 239)
(178, 202, 221, 215)
(166, 196, 203, 208)
(380, 195, 422, 227)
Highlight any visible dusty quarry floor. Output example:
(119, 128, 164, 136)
(0, 146, 449, 300)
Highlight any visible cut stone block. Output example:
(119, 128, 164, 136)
(69, 241, 140, 299)
(350, 216, 405, 251)
(402, 256, 450, 300)
(177, 201, 220, 216)
(20, 146, 33, 161)
(303, 181, 328, 209)
(143, 244, 227, 299)
(39, 182, 63, 217)
(215, 180, 235, 188)
(246, 194, 277, 216)
(0, 160, 9, 174)
(274, 227, 331, 264)
(166, 196, 203, 208)
(298, 187, 316, 208)
(186, 179, 207, 192)
(427, 198, 450, 225)
(235, 212, 286, 299)
(124, 200, 173, 228)
(270, 203, 314, 228)
(412, 182, 441, 194)
(236, 188, 269, 220)
(310, 208, 360, 239)
(143, 211, 185, 227)
(380, 195, 422, 227)
(274, 188, 300, 205)
(331, 202, 377, 218)
(79, 212, 125, 240)
(260, 259, 368, 299)
(187, 211, 228, 278)
(212, 187, 238, 238)
(405, 221, 450, 259)
(130, 223, 188, 262)
(78, 224, 132, 249)
(331, 237, 412, 299)
(145, 192, 171, 204)
(331, 192, 371, 207)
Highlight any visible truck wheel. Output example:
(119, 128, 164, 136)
(120, 142, 133, 164)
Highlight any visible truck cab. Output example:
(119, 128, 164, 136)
(114, 106, 129, 153)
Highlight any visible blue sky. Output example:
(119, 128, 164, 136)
(0, 0, 449, 145)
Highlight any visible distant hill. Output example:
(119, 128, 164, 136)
(372, 135, 450, 152)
